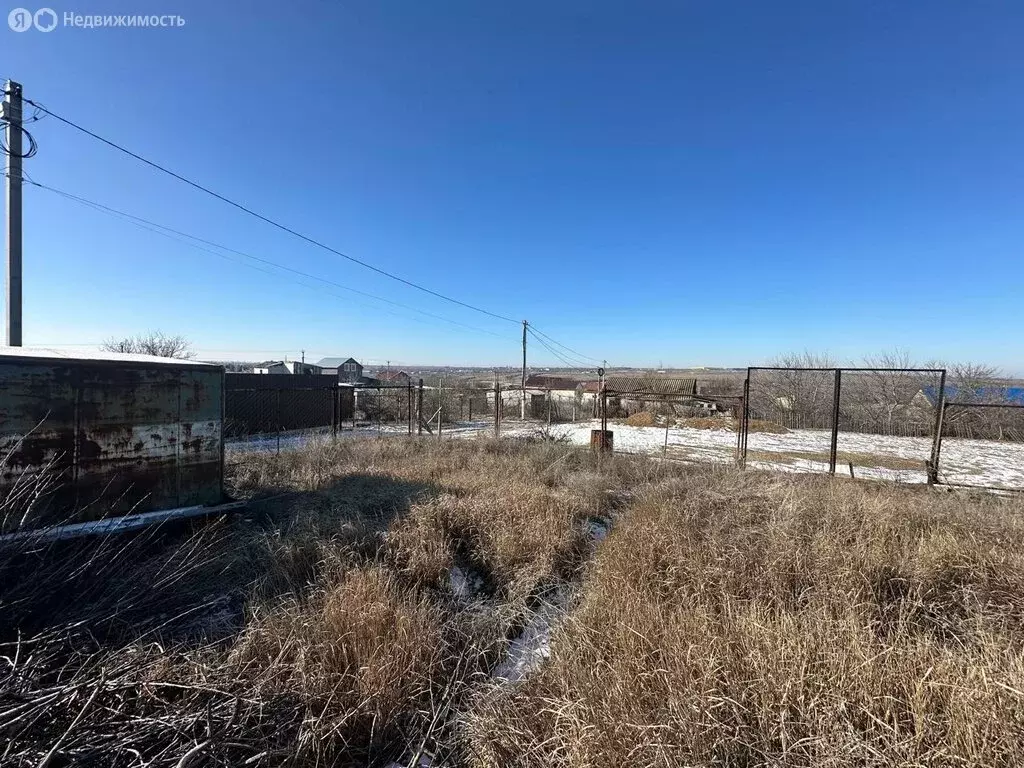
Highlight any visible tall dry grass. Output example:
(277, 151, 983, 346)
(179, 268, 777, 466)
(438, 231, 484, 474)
(6, 435, 1024, 766)
(0, 436, 605, 766)
(465, 471, 1024, 767)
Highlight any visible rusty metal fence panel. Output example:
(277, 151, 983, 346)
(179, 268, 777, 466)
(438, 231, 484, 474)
(0, 355, 223, 530)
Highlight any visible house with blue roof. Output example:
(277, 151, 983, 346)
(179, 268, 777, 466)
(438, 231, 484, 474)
(916, 385, 1024, 407)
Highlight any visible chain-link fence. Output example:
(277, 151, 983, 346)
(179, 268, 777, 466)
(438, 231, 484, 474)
(933, 401, 1024, 491)
(353, 385, 415, 434)
(224, 374, 350, 440)
(741, 367, 945, 478)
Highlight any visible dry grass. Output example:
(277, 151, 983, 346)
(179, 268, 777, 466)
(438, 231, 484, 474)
(746, 448, 925, 472)
(4, 437, 1024, 766)
(465, 470, 1024, 767)
(0, 437, 607, 766)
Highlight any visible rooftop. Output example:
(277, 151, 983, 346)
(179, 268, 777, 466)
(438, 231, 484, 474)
(316, 356, 361, 368)
(922, 385, 1024, 406)
(525, 374, 581, 390)
(0, 346, 219, 368)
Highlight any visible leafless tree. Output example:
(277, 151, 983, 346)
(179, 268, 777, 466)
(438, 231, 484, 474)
(950, 362, 1002, 399)
(750, 351, 837, 428)
(101, 331, 195, 360)
(852, 349, 919, 432)
(937, 361, 1008, 438)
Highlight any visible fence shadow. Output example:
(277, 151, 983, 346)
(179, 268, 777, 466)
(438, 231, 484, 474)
(0, 472, 441, 652)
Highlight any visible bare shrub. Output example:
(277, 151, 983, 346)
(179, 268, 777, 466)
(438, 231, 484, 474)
(101, 330, 195, 359)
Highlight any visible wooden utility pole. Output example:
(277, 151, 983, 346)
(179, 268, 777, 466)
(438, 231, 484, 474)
(521, 320, 528, 419)
(3, 80, 23, 346)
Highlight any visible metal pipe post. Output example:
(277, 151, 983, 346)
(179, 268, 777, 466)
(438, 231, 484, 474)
(407, 382, 413, 435)
(828, 369, 842, 475)
(333, 385, 340, 439)
(927, 369, 947, 484)
(417, 379, 424, 435)
(740, 375, 751, 468)
(494, 381, 501, 438)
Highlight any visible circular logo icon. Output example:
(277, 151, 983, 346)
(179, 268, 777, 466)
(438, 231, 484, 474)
(34, 7, 57, 31)
(8, 7, 33, 31)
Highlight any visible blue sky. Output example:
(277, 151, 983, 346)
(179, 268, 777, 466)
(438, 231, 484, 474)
(5, 0, 1023, 371)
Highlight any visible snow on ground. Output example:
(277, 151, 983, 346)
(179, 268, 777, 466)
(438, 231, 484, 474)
(227, 419, 1023, 490)
(484, 420, 1024, 490)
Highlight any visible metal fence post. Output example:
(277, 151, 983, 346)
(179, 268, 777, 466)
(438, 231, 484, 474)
(739, 374, 751, 468)
(417, 379, 424, 435)
(928, 369, 947, 484)
(829, 369, 842, 475)
(276, 387, 281, 454)
(407, 382, 413, 435)
(332, 384, 339, 439)
(494, 381, 501, 438)
(600, 384, 608, 435)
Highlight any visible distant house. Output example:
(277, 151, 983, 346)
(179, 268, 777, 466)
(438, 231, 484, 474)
(377, 370, 412, 385)
(525, 374, 580, 392)
(915, 385, 1024, 408)
(317, 357, 364, 384)
(253, 360, 323, 375)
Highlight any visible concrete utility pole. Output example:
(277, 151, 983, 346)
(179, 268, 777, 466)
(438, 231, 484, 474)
(3, 80, 23, 346)
(521, 320, 528, 419)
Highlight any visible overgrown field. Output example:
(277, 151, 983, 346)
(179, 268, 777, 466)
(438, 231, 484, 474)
(2, 437, 1024, 766)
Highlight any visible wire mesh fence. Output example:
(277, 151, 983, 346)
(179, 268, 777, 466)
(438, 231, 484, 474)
(741, 368, 945, 478)
(224, 374, 348, 440)
(353, 385, 415, 434)
(933, 401, 1024, 491)
(220, 370, 1023, 492)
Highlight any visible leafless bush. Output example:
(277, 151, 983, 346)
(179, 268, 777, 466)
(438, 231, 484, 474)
(100, 330, 195, 359)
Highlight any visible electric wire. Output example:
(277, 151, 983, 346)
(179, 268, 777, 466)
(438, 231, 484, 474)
(22, 98, 520, 324)
(527, 328, 591, 369)
(528, 325, 602, 364)
(10, 97, 602, 365)
(23, 178, 515, 342)
(527, 327, 592, 368)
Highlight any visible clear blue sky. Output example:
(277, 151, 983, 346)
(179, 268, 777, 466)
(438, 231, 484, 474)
(5, 0, 1023, 371)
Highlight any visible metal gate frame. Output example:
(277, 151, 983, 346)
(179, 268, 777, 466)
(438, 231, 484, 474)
(739, 366, 947, 481)
(931, 400, 1024, 493)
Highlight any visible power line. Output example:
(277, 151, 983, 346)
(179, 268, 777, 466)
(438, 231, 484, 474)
(527, 328, 591, 369)
(527, 327, 592, 368)
(528, 325, 602, 364)
(23, 98, 520, 324)
(23, 177, 515, 342)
